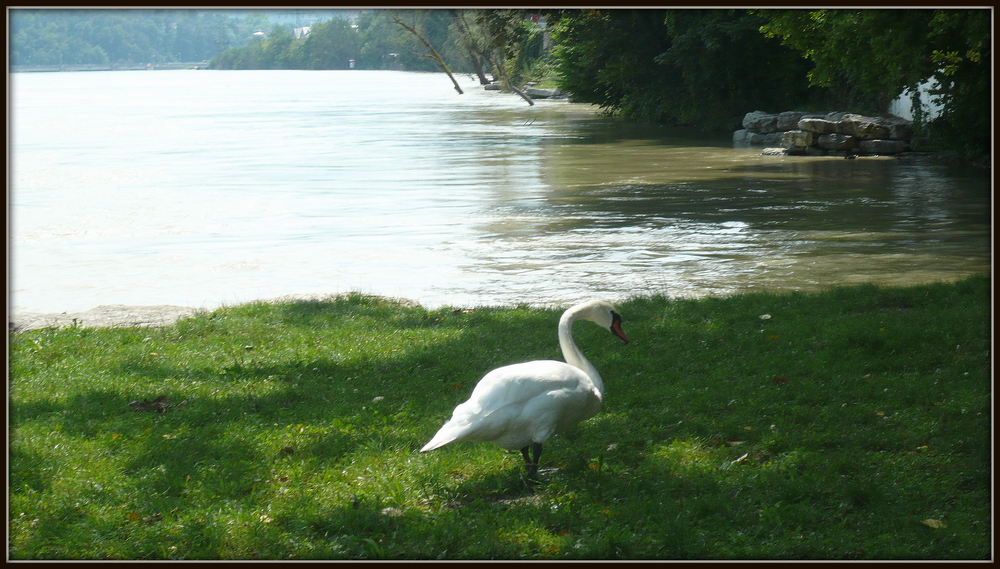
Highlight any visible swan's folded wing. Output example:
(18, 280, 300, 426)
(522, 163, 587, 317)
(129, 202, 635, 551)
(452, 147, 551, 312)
(466, 360, 591, 418)
(419, 360, 591, 451)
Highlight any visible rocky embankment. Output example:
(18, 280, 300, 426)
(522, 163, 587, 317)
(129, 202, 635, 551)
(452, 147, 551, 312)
(734, 110, 915, 157)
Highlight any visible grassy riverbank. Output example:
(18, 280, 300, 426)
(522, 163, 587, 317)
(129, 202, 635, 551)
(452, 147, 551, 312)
(8, 276, 991, 560)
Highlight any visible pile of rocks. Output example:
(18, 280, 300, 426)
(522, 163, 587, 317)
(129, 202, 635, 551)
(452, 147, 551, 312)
(734, 110, 915, 156)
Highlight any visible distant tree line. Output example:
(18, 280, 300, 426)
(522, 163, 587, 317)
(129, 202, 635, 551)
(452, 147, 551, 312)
(11, 8, 989, 163)
(206, 10, 541, 83)
(208, 11, 461, 72)
(9, 9, 272, 66)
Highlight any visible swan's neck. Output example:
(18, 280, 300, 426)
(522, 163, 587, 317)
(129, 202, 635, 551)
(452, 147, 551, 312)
(558, 310, 604, 396)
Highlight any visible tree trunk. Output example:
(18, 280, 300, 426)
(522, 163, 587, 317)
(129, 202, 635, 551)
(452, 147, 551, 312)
(468, 51, 489, 85)
(393, 17, 464, 95)
(497, 64, 534, 106)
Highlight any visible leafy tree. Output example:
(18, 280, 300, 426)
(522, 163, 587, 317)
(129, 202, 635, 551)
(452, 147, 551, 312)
(552, 9, 819, 129)
(384, 10, 471, 73)
(392, 15, 465, 94)
(759, 8, 990, 162)
(355, 11, 410, 69)
(449, 10, 493, 84)
(921, 10, 990, 163)
(759, 9, 931, 112)
(299, 18, 359, 69)
(261, 24, 296, 68)
(424, 9, 537, 102)
(658, 10, 820, 126)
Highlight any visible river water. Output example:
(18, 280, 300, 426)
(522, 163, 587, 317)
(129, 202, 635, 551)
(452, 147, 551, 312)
(9, 70, 992, 315)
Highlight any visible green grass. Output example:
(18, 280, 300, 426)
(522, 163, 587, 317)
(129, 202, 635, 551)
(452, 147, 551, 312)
(8, 278, 991, 560)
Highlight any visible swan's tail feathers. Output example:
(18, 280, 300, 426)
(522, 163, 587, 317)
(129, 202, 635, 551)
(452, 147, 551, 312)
(420, 430, 457, 453)
(420, 419, 467, 452)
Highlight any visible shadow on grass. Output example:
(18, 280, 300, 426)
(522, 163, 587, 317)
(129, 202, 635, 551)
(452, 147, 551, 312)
(9, 279, 992, 559)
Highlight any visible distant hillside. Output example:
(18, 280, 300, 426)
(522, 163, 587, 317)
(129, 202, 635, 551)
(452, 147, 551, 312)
(10, 9, 274, 66)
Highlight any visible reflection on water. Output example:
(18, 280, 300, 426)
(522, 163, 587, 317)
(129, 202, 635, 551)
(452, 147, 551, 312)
(448, 115, 989, 305)
(9, 70, 991, 314)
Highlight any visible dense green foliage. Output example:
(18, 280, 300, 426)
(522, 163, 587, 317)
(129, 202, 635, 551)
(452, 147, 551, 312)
(9, 277, 991, 559)
(552, 10, 823, 129)
(9, 9, 267, 66)
(759, 9, 991, 163)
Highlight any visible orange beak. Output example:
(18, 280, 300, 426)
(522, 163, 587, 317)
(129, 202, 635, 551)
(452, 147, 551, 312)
(611, 317, 629, 344)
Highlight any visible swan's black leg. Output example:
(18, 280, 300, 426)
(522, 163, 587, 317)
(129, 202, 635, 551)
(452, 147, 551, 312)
(520, 443, 543, 477)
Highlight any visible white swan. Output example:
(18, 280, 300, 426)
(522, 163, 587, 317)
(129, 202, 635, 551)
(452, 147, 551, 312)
(420, 299, 629, 476)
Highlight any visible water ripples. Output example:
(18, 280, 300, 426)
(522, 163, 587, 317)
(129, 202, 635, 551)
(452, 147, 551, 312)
(10, 70, 991, 314)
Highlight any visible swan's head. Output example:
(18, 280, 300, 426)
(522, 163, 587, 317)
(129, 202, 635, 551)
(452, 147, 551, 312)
(572, 300, 629, 344)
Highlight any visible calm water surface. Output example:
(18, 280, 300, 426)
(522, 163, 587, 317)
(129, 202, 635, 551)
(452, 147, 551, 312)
(9, 70, 991, 315)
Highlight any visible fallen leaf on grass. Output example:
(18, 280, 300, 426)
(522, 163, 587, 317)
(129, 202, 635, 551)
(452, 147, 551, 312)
(921, 519, 947, 529)
(773, 375, 790, 384)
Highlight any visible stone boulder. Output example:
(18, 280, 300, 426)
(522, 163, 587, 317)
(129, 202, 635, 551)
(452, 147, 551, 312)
(816, 133, 858, 151)
(880, 115, 915, 140)
(734, 129, 783, 146)
(732, 129, 752, 145)
(782, 130, 816, 148)
(758, 132, 785, 146)
(785, 145, 827, 156)
(526, 86, 564, 99)
(742, 111, 779, 134)
(777, 111, 815, 131)
(738, 109, 912, 156)
(835, 113, 890, 139)
(858, 139, 907, 155)
(797, 117, 841, 134)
